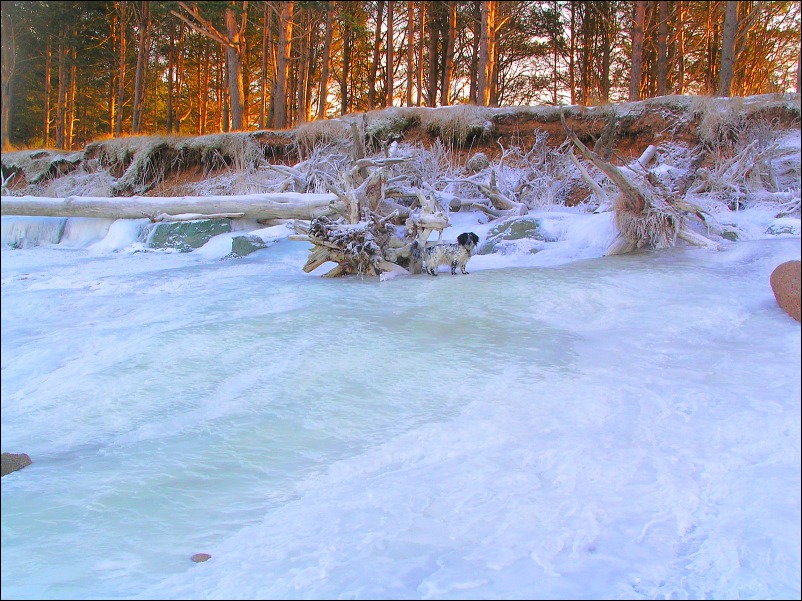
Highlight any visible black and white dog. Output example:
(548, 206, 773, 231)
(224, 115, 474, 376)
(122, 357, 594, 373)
(417, 232, 480, 276)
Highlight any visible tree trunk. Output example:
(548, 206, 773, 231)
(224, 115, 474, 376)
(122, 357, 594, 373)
(318, 1, 333, 119)
(677, 0, 685, 94)
(705, 2, 720, 94)
(224, 7, 246, 130)
(477, 1, 496, 106)
(43, 37, 51, 147)
(368, 0, 385, 110)
(717, 0, 738, 97)
(341, 13, 351, 115)
(295, 10, 309, 124)
(174, 23, 186, 133)
(221, 56, 230, 132)
(131, 1, 150, 134)
(569, 0, 576, 104)
(426, 1, 439, 107)
(440, 1, 456, 106)
(273, 1, 294, 128)
(417, 2, 426, 106)
(657, 0, 669, 96)
(166, 20, 176, 133)
(468, 2, 479, 103)
(629, 1, 646, 101)
(600, 2, 611, 103)
(200, 39, 210, 134)
(67, 45, 77, 149)
(115, 1, 127, 137)
(259, 3, 269, 128)
(55, 31, 66, 149)
(0, 13, 15, 151)
(386, 0, 394, 107)
(406, 1, 414, 106)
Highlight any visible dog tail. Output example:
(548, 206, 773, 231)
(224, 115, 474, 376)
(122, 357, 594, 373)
(410, 240, 422, 260)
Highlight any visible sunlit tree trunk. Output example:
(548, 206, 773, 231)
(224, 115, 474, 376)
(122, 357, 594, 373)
(386, 1, 394, 107)
(717, 0, 738, 96)
(676, 0, 685, 94)
(224, 7, 246, 130)
(1, 12, 15, 151)
(222, 55, 230, 132)
(55, 30, 66, 149)
(341, 17, 351, 115)
(131, 1, 149, 134)
(200, 39, 210, 134)
(166, 19, 176, 133)
(629, 1, 646, 101)
(296, 11, 311, 124)
(273, 1, 294, 128)
(406, 1, 414, 106)
(259, 4, 269, 128)
(705, 2, 720, 94)
(115, 1, 127, 136)
(67, 45, 77, 148)
(599, 1, 611, 103)
(417, 2, 425, 106)
(657, 0, 668, 96)
(368, 1, 385, 110)
(569, 0, 576, 104)
(426, 1, 440, 107)
(43, 37, 51, 147)
(318, 1, 333, 119)
(440, 1, 456, 105)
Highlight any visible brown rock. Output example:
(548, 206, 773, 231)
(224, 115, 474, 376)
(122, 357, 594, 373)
(770, 260, 801, 322)
(1, 452, 32, 477)
(191, 553, 212, 563)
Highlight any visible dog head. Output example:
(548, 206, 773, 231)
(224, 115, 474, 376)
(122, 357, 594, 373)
(457, 232, 479, 253)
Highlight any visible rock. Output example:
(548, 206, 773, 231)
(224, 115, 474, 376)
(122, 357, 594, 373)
(230, 234, 269, 258)
(478, 216, 552, 255)
(770, 260, 801, 322)
(191, 553, 212, 563)
(465, 152, 490, 173)
(146, 219, 232, 253)
(1, 452, 32, 477)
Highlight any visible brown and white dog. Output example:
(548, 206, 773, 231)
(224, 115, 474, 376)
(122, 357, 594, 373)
(416, 232, 479, 276)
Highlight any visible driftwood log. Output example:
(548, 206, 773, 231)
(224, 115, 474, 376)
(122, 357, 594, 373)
(1, 193, 344, 222)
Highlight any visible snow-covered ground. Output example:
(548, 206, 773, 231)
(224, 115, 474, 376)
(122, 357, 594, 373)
(1, 202, 800, 599)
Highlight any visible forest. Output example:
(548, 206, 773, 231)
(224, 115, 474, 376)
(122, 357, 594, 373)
(1, 1, 800, 151)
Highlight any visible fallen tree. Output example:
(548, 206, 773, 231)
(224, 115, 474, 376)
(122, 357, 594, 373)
(0, 192, 344, 222)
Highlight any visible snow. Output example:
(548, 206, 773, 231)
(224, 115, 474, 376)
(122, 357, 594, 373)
(1, 202, 800, 600)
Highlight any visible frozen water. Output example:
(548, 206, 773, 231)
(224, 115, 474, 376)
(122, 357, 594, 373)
(1, 211, 800, 600)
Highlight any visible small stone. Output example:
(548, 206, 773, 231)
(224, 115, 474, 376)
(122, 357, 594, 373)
(191, 553, 212, 563)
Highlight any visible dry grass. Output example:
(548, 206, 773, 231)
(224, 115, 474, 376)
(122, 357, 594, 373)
(415, 105, 494, 147)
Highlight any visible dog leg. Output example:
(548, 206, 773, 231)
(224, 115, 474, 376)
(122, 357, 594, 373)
(451, 261, 458, 275)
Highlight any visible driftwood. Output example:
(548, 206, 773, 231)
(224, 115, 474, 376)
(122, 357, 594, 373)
(447, 169, 527, 217)
(568, 149, 610, 211)
(560, 111, 718, 255)
(1, 193, 344, 221)
(292, 212, 410, 278)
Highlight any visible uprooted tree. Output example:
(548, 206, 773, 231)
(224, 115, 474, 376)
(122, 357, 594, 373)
(559, 111, 720, 256)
